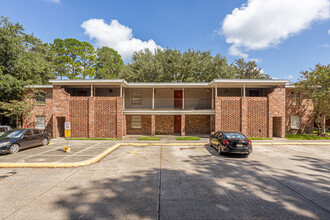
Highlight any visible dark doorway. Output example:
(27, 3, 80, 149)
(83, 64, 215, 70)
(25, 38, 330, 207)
(174, 115, 181, 133)
(249, 90, 260, 97)
(57, 117, 65, 137)
(273, 117, 282, 137)
(174, 90, 183, 109)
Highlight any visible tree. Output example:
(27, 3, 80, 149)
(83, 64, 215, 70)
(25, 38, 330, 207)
(232, 58, 271, 79)
(295, 64, 330, 135)
(51, 38, 97, 79)
(95, 47, 124, 79)
(120, 48, 235, 82)
(0, 92, 37, 128)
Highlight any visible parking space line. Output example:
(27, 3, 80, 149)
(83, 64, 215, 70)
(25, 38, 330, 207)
(129, 150, 148, 160)
(198, 146, 215, 162)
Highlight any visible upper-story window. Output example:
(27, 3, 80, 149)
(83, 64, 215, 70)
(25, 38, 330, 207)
(35, 92, 46, 103)
(131, 90, 142, 105)
(290, 92, 301, 106)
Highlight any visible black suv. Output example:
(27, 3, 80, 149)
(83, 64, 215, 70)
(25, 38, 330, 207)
(0, 129, 51, 154)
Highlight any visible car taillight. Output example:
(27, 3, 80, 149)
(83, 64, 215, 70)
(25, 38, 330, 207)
(247, 140, 252, 146)
(224, 140, 232, 146)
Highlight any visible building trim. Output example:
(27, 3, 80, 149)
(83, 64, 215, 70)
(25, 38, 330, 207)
(123, 109, 215, 115)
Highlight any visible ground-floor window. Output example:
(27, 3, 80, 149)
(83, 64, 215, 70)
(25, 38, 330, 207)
(36, 116, 46, 129)
(290, 115, 301, 129)
(131, 116, 142, 129)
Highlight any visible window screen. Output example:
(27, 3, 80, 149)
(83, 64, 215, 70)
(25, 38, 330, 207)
(36, 116, 46, 129)
(131, 90, 142, 105)
(290, 92, 301, 106)
(290, 115, 301, 129)
(131, 116, 142, 129)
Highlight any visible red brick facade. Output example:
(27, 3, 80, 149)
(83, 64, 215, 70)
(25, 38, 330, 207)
(25, 83, 315, 138)
(286, 88, 314, 134)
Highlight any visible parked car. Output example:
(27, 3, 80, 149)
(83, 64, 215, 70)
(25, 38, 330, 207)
(0, 129, 51, 154)
(0, 125, 11, 135)
(210, 131, 252, 156)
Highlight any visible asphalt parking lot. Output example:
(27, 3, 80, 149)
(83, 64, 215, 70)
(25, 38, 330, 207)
(0, 142, 329, 219)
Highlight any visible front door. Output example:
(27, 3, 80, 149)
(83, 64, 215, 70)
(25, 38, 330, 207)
(174, 90, 183, 109)
(57, 117, 65, 137)
(174, 115, 181, 133)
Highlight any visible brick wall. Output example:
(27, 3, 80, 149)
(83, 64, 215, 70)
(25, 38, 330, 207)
(53, 85, 70, 138)
(23, 88, 53, 133)
(285, 88, 314, 134)
(215, 97, 241, 132)
(126, 115, 151, 135)
(94, 97, 118, 138)
(70, 97, 89, 138)
(267, 86, 286, 137)
(155, 115, 174, 134)
(246, 97, 268, 137)
(186, 115, 210, 134)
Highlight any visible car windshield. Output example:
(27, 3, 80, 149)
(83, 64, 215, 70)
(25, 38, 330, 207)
(0, 130, 25, 138)
(224, 133, 247, 139)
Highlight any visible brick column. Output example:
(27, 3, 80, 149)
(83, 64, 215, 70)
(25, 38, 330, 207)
(210, 115, 215, 134)
(181, 114, 185, 136)
(88, 97, 95, 138)
(241, 97, 248, 136)
(116, 97, 124, 138)
(151, 115, 156, 136)
(215, 97, 221, 131)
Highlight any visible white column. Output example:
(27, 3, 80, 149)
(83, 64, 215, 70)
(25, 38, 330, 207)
(215, 85, 217, 97)
(182, 88, 185, 109)
(152, 87, 155, 109)
(120, 84, 123, 97)
(211, 87, 214, 109)
(123, 87, 125, 109)
(91, 85, 93, 97)
(243, 84, 246, 97)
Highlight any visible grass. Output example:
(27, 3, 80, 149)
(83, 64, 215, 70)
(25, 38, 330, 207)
(70, 138, 121, 140)
(248, 137, 273, 140)
(176, 136, 200, 140)
(313, 129, 330, 136)
(137, 137, 161, 141)
(285, 134, 330, 140)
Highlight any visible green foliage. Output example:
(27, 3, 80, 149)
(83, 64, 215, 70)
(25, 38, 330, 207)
(285, 134, 330, 140)
(295, 64, 330, 135)
(0, 93, 36, 128)
(95, 47, 124, 79)
(176, 136, 200, 140)
(120, 48, 236, 82)
(51, 38, 97, 79)
(231, 58, 271, 79)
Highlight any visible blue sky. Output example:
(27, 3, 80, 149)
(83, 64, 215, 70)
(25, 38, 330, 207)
(1, 0, 329, 81)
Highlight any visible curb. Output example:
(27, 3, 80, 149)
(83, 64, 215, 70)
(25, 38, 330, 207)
(1, 142, 329, 168)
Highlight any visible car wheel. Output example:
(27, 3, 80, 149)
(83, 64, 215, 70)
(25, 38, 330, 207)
(209, 139, 213, 147)
(42, 138, 49, 146)
(243, 153, 250, 158)
(9, 144, 20, 154)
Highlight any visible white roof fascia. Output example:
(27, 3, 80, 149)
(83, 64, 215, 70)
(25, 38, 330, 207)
(49, 79, 128, 86)
(126, 82, 210, 88)
(209, 79, 288, 87)
(26, 85, 53, 88)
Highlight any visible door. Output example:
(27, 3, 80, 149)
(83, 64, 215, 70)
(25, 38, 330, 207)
(57, 117, 65, 137)
(174, 90, 183, 109)
(174, 115, 181, 133)
(33, 129, 44, 145)
(19, 129, 34, 148)
(273, 117, 282, 137)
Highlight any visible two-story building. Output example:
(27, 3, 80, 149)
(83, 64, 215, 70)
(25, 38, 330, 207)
(24, 79, 315, 138)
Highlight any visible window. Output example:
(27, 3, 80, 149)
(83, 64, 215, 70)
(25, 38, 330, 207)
(35, 92, 46, 103)
(24, 130, 33, 136)
(36, 116, 46, 129)
(131, 116, 142, 129)
(290, 92, 301, 106)
(290, 115, 301, 129)
(131, 90, 142, 105)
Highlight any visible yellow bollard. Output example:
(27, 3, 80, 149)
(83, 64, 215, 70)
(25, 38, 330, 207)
(64, 146, 71, 153)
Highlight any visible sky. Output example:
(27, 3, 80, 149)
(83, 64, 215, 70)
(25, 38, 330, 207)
(1, 0, 329, 81)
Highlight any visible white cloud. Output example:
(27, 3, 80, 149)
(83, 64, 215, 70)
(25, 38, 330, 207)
(328, 29, 330, 34)
(81, 19, 161, 59)
(319, 43, 330, 48)
(45, 0, 61, 3)
(288, 74, 294, 79)
(221, 0, 330, 59)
